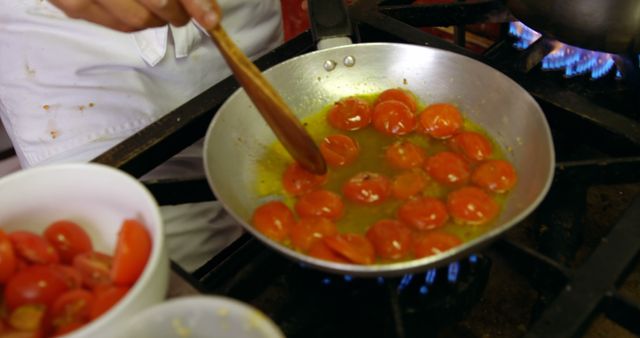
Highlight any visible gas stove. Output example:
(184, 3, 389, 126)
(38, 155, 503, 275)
(92, 1, 640, 337)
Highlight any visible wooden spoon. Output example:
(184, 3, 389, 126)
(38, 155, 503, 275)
(207, 25, 327, 175)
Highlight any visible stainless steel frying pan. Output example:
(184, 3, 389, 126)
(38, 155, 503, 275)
(203, 0, 555, 277)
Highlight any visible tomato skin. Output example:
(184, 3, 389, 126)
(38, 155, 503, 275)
(290, 217, 338, 252)
(51, 289, 94, 329)
(365, 220, 413, 261)
(384, 141, 426, 169)
(418, 103, 463, 139)
(372, 100, 416, 136)
(319, 134, 360, 167)
(413, 232, 462, 258)
(447, 186, 499, 225)
(425, 151, 471, 186)
(397, 197, 449, 231)
(110, 220, 151, 287)
(89, 286, 129, 320)
(471, 159, 518, 193)
(0, 230, 16, 283)
(282, 162, 328, 196)
(4, 265, 69, 310)
(327, 97, 372, 131)
(342, 172, 391, 205)
(449, 131, 493, 162)
(251, 201, 295, 242)
(323, 234, 375, 265)
(391, 170, 427, 200)
(9, 231, 59, 265)
(44, 220, 93, 263)
(294, 190, 344, 221)
(376, 88, 418, 112)
(307, 241, 349, 263)
(72, 251, 113, 290)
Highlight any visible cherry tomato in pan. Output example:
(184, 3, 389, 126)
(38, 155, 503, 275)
(327, 97, 372, 131)
(89, 286, 129, 320)
(51, 289, 94, 329)
(372, 100, 416, 136)
(384, 141, 426, 169)
(413, 232, 462, 258)
(111, 220, 151, 287)
(44, 220, 93, 264)
(447, 186, 499, 225)
(418, 103, 463, 139)
(324, 233, 376, 265)
(391, 170, 427, 200)
(425, 151, 471, 186)
(365, 219, 413, 261)
(397, 196, 449, 231)
(375, 88, 418, 112)
(320, 134, 360, 168)
(9, 231, 59, 265)
(471, 159, 518, 193)
(307, 240, 349, 263)
(251, 201, 295, 242)
(8, 304, 46, 332)
(449, 131, 493, 162)
(342, 172, 391, 205)
(4, 265, 69, 310)
(290, 217, 338, 252)
(72, 251, 113, 290)
(0, 229, 16, 283)
(295, 190, 344, 221)
(282, 162, 328, 196)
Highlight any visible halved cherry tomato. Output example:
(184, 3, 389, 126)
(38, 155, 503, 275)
(51, 289, 94, 329)
(89, 286, 129, 320)
(449, 131, 493, 162)
(324, 234, 375, 265)
(384, 141, 426, 169)
(0, 330, 43, 338)
(418, 103, 463, 139)
(53, 322, 85, 337)
(8, 304, 46, 332)
(0, 229, 16, 283)
(342, 172, 391, 205)
(365, 219, 413, 261)
(282, 162, 328, 196)
(447, 186, 499, 225)
(44, 220, 93, 263)
(111, 220, 151, 287)
(327, 97, 372, 131)
(425, 151, 471, 186)
(397, 197, 449, 230)
(307, 241, 349, 263)
(471, 159, 518, 193)
(413, 232, 462, 258)
(375, 88, 418, 112)
(251, 201, 295, 242)
(391, 170, 427, 200)
(9, 231, 59, 265)
(72, 251, 113, 290)
(294, 190, 344, 221)
(319, 134, 360, 167)
(52, 265, 83, 289)
(290, 217, 338, 252)
(4, 265, 69, 310)
(372, 100, 416, 136)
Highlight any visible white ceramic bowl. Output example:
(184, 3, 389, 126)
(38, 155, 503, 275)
(0, 163, 169, 338)
(113, 295, 285, 338)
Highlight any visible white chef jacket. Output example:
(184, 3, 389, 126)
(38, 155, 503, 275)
(0, 0, 284, 271)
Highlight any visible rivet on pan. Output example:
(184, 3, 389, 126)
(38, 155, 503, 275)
(323, 60, 337, 71)
(343, 55, 356, 67)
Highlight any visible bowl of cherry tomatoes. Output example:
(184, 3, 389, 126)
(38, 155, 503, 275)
(0, 163, 169, 338)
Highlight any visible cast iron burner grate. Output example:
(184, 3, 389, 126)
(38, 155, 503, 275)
(92, 1, 640, 337)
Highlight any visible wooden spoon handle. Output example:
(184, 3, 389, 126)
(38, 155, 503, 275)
(208, 26, 327, 175)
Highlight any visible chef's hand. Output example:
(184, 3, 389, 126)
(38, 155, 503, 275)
(48, 0, 221, 32)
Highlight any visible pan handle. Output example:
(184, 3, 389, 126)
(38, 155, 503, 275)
(307, 0, 353, 50)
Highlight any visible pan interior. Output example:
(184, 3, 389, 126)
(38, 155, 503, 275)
(203, 43, 554, 276)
